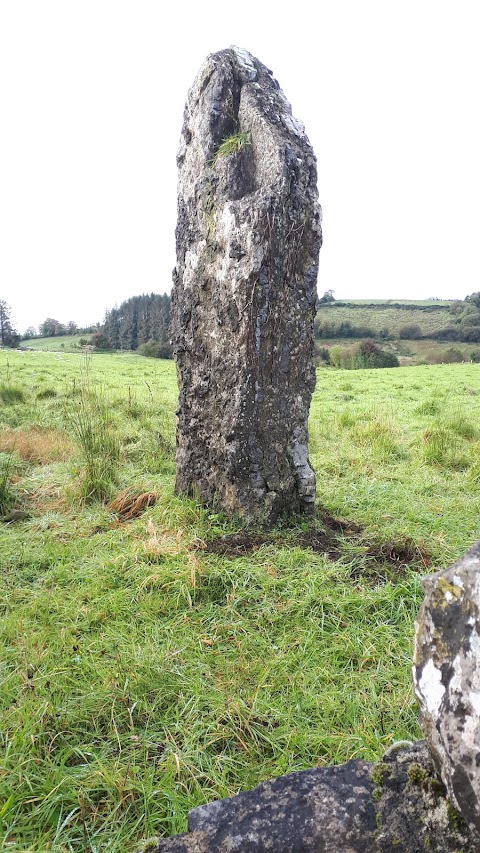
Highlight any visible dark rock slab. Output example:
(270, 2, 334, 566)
(171, 46, 322, 524)
(187, 757, 376, 851)
(138, 742, 478, 852)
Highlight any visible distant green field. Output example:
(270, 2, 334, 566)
(22, 334, 89, 351)
(1, 349, 480, 850)
(340, 299, 453, 307)
(316, 302, 451, 338)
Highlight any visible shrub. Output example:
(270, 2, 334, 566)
(471, 349, 480, 363)
(459, 311, 480, 327)
(329, 345, 345, 369)
(460, 326, 480, 343)
(88, 330, 111, 351)
(0, 384, 25, 404)
(429, 348, 464, 364)
(442, 348, 464, 363)
(398, 323, 422, 339)
(433, 324, 480, 343)
(465, 291, 480, 308)
(356, 340, 399, 369)
(37, 387, 57, 399)
(318, 289, 335, 304)
(138, 339, 173, 359)
(315, 345, 331, 364)
(314, 319, 335, 338)
(329, 340, 399, 370)
(432, 326, 459, 341)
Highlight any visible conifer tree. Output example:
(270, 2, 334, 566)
(0, 299, 20, 347)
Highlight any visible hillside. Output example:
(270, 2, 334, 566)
(22, 334, 90, 352)
(313, 298, 480, 365)
(315, 300, 452, 339)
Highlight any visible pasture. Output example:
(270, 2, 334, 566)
(21, 335, 90, 353)
(315, 300, 451, 337)
(1, 349, 480, 851)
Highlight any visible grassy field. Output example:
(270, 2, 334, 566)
(316, 302, 451, 337)
(22, 335, 90, 352)
(1, 350, 480, 851)
(340, 299, 453, 307)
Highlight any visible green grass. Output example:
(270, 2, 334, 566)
(317, 303, 451, 337)
(1, 350, 480, 850)
(0, 384, 26, 404)
(212, 131, 250, 164)
(22, 334, 90, 352)
(66, 360, 121, 502)
(340, 299, 453, 307)
(0, 452, 16, 516)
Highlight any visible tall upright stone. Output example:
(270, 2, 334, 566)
(171, 47, 322, 523)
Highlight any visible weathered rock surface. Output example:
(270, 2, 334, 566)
(139, 742, 478, 852)
(171, 46, 322, 524)
(413, 539, 480, 834)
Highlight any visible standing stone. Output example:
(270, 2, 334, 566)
(413, 540, 480, 835)
(171, 47, 322, 524)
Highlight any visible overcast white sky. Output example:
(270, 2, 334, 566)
(1, 1, 479, 333)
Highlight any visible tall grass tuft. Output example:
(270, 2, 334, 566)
(445, 412, 477, 440)
(421, 428, 457, 467)
(0, 383, 25, 404)
(0, 451, 15, 516)
(68, 364, 120, 502)
(415, 396, 442, 416)
(353, 414, 403, 461)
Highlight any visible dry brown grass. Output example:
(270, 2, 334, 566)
(0, 428, 74, 465)
(27, 483, 68, 516)
(143, 518, 184, 556)
(107, 488, 157, 520)
(139, 520, 200, 597)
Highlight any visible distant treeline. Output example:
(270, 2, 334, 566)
(92, 293, 172, 357)
(23, 319, 95, 339)
(315, 319, 391, 340)
(14, 291, 480, 358)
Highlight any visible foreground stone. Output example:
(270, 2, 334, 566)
(139, 742, 477, 852)
(171, 46, 322, 524)
(413, 540, 480, 834)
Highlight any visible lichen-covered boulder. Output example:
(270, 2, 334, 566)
(171, 46, 322, 524)
(139, 742, 478, 852)
(413, 540, 480, 834)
